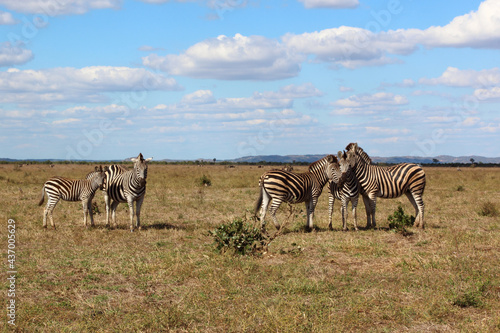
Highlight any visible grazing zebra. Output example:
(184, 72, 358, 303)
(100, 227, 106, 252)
(254, 155, 345, 232)
(104, 153, 153, 231)
(38, 166, 107, 229)
(345, 143, 426, 229)
(328, 150, 360, 231)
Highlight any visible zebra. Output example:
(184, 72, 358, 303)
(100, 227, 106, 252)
(328, 150, 360, 231)
(38, 166, 107, 229)
(254, 155, 345, 232)
(345, 143, 426, 229)
(104, 153, 153, 231)
(86, 164, 128, 180)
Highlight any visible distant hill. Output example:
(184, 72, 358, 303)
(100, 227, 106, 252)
(230, 154, 500, 164)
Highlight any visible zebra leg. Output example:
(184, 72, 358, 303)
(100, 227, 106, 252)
(362, 194, 372, 228)
(259, 189, 271, 231)
(82, 199, 89, 228)
(268, 198, 282, 230)
(352, 196, 359, 231)
(305, 198, 317, 231)
(328, 193, 335, 230)
(127, 199, 135, 232)
(135, 195, 145, 231)
(406, 192, 425, 229)
(341, 198, 348, 231)
(104, 192, 111, 228)
(88, 199, 95, 227)
(110, 200, 119, 228)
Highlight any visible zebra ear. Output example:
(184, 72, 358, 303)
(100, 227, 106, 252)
(337, 151, 343, 160)
(326, 154, 334, 163)
(145, 157, 153, 163)
(130, 158, 138, 163)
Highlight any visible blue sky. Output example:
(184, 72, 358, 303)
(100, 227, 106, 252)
(0, 0, 499, 161)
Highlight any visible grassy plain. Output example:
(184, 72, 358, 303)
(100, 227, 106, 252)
(1, 163, 499, 332)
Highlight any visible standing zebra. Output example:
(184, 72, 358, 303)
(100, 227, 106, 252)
(38, 166, 107, 229)
(328, 150, 360, 231)
(345, 143, 426, 229)
(104, 153, 152, 231)
(254, 155, 345, 232)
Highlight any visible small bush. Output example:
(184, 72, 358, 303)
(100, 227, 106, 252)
(478, 201, 499, 217)
(456, 185, 465, 192)
(388, 205, 415, 232)
(208, 218, 266, 255)
(197, 174, 212, 187)
(453, 290, 483, 308)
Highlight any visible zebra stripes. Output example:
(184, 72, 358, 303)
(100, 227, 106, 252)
(346, 143, 426, 229)
(328, 150, 361, 231)
(254, 155, 344, 231)
(104, 153, 153, 231)
(38, 166, 107, 229)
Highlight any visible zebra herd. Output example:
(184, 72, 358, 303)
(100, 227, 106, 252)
(39, 153, 153, 231)
(38, 143, 426, 232)
(255, 143, 426, 231)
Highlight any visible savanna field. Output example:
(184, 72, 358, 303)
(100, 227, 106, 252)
(1, 163, 499, 332)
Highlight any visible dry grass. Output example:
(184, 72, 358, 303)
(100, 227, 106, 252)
(1, 164, 499, 332)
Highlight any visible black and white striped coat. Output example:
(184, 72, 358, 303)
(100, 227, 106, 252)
(104, 153, 152, 231)
(38, 166, 107, 229)
(328, 150, 360, 231)
(346, 143, 426, 229)
(254, 155, 344, 231)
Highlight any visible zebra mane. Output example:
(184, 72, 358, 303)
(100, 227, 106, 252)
(346, 142, 372, 165)
(308, 155, 337, 173)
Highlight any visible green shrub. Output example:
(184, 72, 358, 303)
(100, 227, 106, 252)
(453, 290, 483, 308)
(197, 174, 212, 187)
(456, 185, 465, 192)
(388, 205, 415, 232)
(208, 218, 266, 255)
(478, 201, 499, 217)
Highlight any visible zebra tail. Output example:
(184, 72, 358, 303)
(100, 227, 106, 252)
(254, 186, 263, 218)
(38, 186, 45, 206)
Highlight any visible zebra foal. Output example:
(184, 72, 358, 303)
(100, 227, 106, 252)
(104, 153, 152, 231)
(38, 166, 107, 229)
(254, 155, 345, 232)
(328, 150, 360, 231)
(346, 143, 426, 229)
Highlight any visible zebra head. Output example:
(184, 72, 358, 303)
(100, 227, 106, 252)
(131, 153, 153, 186)
(90, 165, 108, 190)
(323, 154, 344, 185)
(345, 142, 372, 165)
(337, 150, 356, 184)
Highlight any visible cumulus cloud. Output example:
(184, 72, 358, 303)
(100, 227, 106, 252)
(143, 33, 303, 80)
(282, 26, 417, 69)
(332, 92, 408, 115)
(0, 66, 181, 105)
(298, 0, 359, 9)
(420, 0, 500, 49)
(420, 67, 500, 88)
(0, 10, 17, 24)
(0, 42, 33, 67)
(0, 0, 121, 15)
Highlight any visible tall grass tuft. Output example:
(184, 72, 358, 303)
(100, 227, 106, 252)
(478, 201, 499, 217)
(208, 217, 266, 255)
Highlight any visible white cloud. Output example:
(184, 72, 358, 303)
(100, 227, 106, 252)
(462, 117, 481, 126)
(332, 92, 408, 115)
(419, 0, 500, 49)
(474, 86, 500, 101)
(0, 10, 17, 24)
(52, 118, 80, 125)
(420, 67, 500, 88)
(0, 66, 181, 105)
(282, 26, 417, 69)
(365, 127, 410, 135)
(143, 33, 303, 80)
(0, 42, 33, 67)
(298, 0, 358, 9)
(0, 0, 121, 16)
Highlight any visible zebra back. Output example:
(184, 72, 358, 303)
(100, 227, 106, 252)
(260, 155, 340, 204)
(41, 167, 106, 203)
(346, 143, 426, 198)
